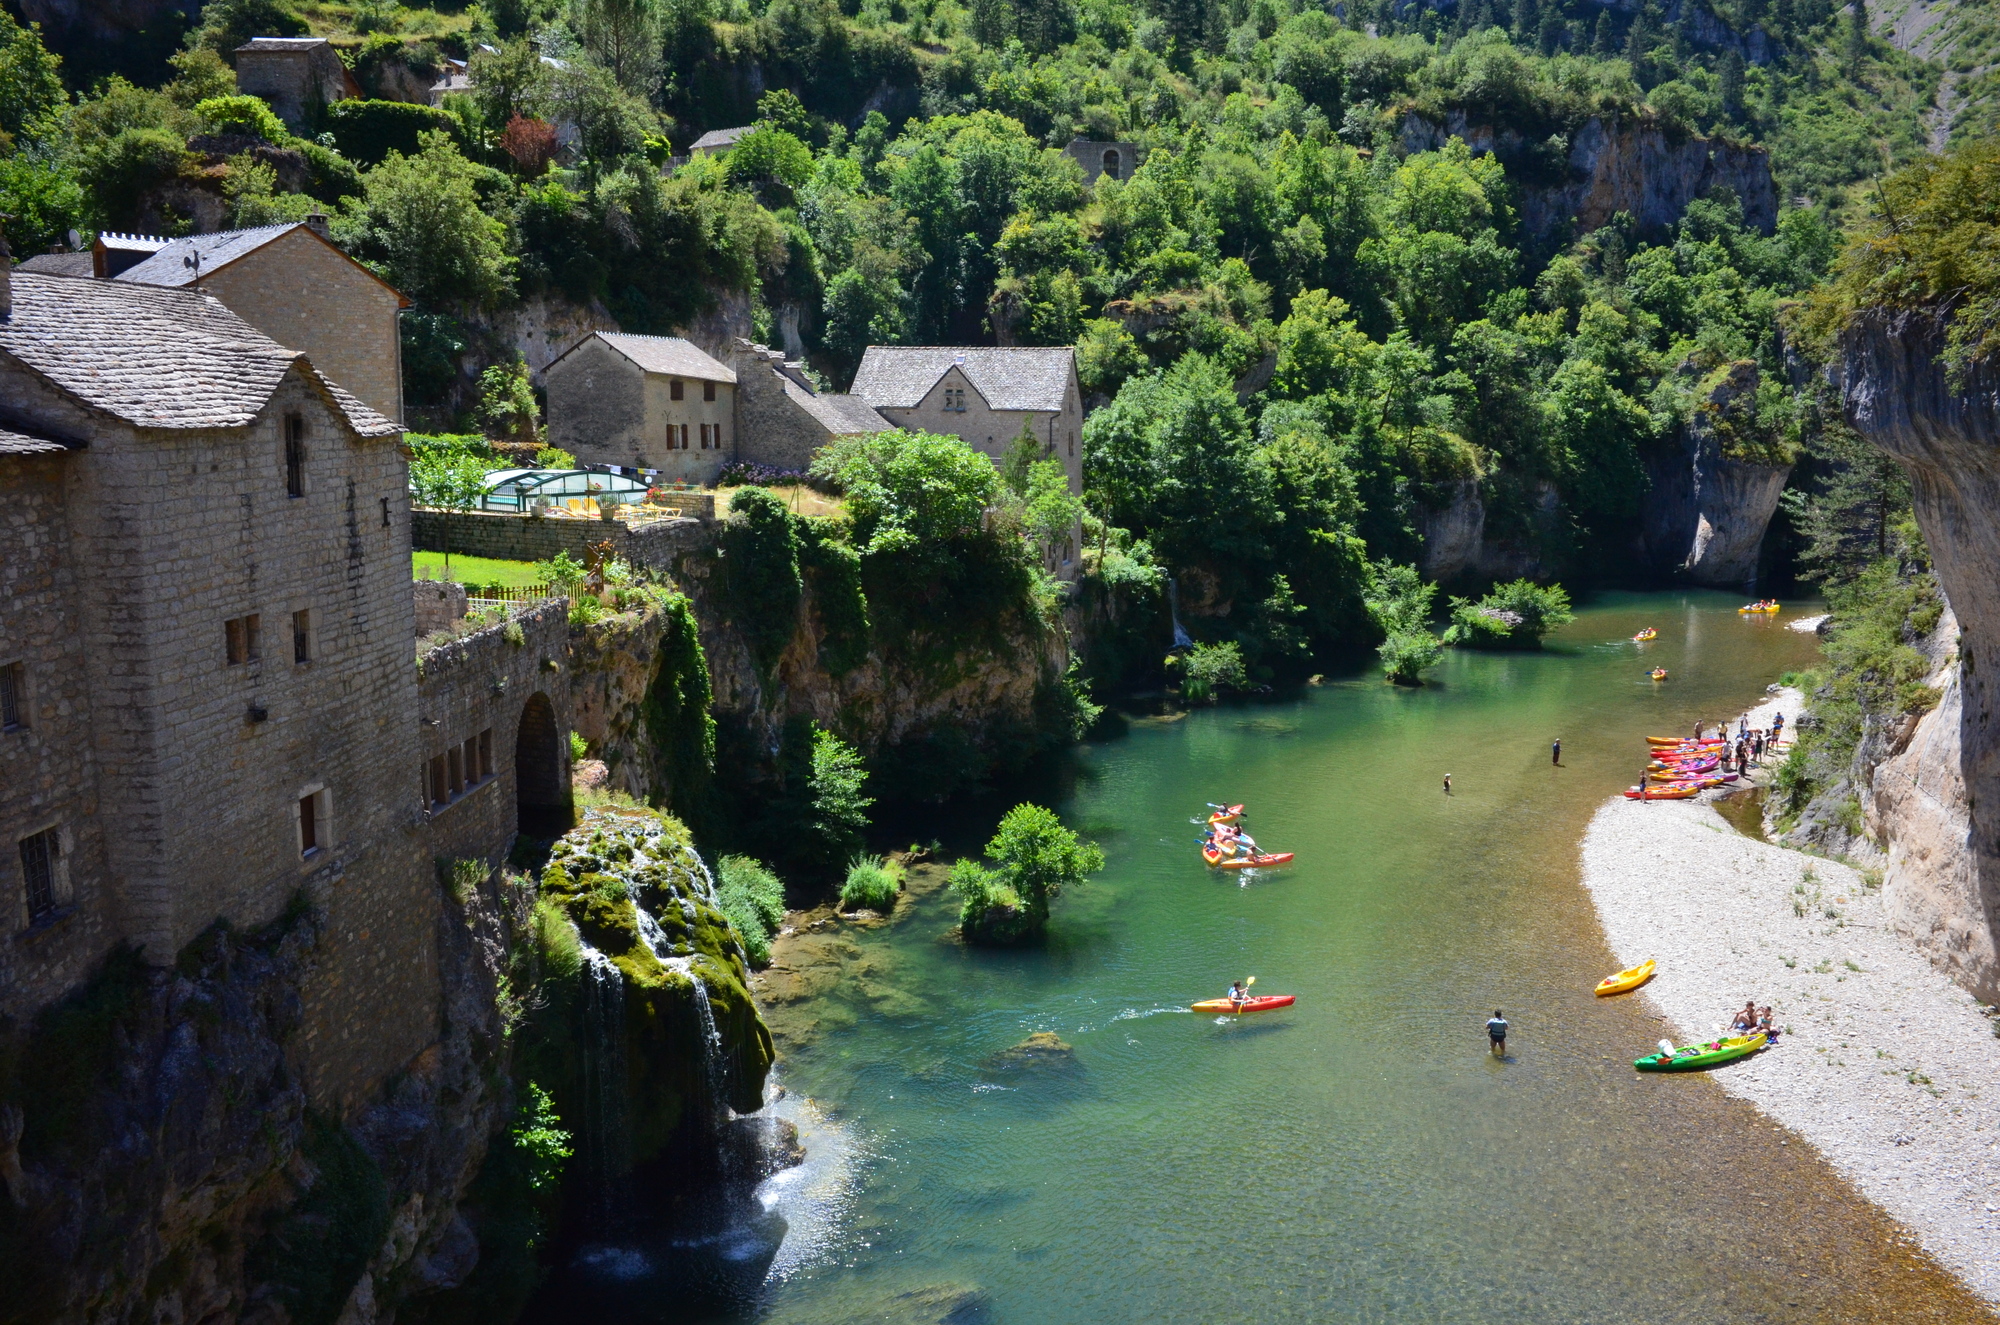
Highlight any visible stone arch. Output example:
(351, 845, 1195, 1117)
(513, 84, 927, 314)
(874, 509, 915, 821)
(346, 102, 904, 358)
(1102, 148, 1121, 180)
(515, 691, 571, 837)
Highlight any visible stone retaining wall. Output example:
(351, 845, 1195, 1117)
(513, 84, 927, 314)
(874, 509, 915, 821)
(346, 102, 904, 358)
(413, 507, 715, 572)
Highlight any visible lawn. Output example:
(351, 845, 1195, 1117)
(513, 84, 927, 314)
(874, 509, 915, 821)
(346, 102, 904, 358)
(412, 551, 546, 588)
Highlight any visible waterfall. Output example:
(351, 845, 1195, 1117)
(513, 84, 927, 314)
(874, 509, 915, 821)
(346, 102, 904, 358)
(1167, 576, 1194, 648)
(579, 944, 631, 1221)
(688, 963, 730, 1121)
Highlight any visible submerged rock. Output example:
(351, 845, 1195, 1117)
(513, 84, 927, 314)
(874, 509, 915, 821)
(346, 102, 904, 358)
(982, 1032, 1079, 1072)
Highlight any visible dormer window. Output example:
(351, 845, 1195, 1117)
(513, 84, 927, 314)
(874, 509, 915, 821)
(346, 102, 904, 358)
(284, 415, 305, 498)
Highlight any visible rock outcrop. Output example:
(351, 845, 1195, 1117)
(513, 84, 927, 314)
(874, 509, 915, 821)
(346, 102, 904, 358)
(1837, 306, 2000, 1000)
(1633, 360, 1794, 586)
(1399, 112, 1778, 245)
(1414, 478, 1555, 584)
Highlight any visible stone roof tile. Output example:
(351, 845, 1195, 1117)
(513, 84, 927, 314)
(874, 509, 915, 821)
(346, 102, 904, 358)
(565, 331, 737, 384)
(850, 346, 1074, 413)
(0, 273, 398, 437)
(786, 380, 891, 435)
(16, 252, 93, 278)
(0, 426, 73, 455)
(116, 224, 301, 288)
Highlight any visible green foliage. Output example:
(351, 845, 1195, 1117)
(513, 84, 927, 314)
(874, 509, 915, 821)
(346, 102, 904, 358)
(335, 131, 514, 307)
(0, 153, 86, 256)
(75, 126, 188, 228)
(325, 98, 467, 166)
(531, 894, 584, 980)
(409, 447, 489, 514)
(724, 486, 806, 675)
(192, 0, 308, 53)
(954, 803, 1103, 945)
(568, 730, 589, 761)
(797, 517, 871, 675)
(1178, 640, 1246, 702)
(512, 1082, 573, 1192)
(1378, 629, 1445, 685)
(478, 358, 542, 444)
(0, 9, 67, 142)
(808, 724, 873, 867)
(1442, 579, 1575, 648)
(535, 445, 577, 468)
(813, 429, 1002, 557)
(729, 126, 815, 188)
(715, 855, 786, 965)
(193, 94, 289, 142)
(535, 550, 587, 596)
(840, 854, 903, 911)
(641, 590, 718, 831)
(1365, 560, 1443, 683)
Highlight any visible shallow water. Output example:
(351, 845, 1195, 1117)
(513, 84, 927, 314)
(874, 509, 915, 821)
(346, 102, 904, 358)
(633, 591, 1993, 1323)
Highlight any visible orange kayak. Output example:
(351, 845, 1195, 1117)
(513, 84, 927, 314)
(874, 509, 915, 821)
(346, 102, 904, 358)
(1191, 994, 1296, 1014)
(1203, 847, 1295, 869)
(1623, 784, 1699, 799)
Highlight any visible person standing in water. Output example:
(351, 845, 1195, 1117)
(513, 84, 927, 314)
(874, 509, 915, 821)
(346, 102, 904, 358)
(1552, 738, 1562, 766)
(1443, 773, 1453, 794)
(1487, 1010, 1509, 1056)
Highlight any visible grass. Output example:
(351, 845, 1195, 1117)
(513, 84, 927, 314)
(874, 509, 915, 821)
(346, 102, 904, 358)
(413, 551, 546, 588)
(716, 484, 846, 521)
(840, 855, 903, 913)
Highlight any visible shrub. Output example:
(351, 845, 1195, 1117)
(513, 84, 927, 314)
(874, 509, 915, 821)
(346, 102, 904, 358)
(1441, 580, 1576, 649)
(1379, 629, 1443, 685)
(193, 93, 289, 142)
(567, 730, 588, 761)
(840, 854, 902, 912)
(952, 803, 1103, 946)
(513, 1082, 572, 1192)
(326, 98, 466, 166)
(716, 855, 786, 965)
(535, 445, 577, 469)
(808, 726, 873, 867)
(1179, 640, 1247, 703)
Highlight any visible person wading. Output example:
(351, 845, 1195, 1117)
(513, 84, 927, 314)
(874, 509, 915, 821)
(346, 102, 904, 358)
(1487, 1010, 1509, 1056)
(1552, 738, 1562, 766)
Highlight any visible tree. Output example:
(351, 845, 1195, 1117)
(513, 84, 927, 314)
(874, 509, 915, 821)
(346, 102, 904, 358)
(951, 803, 1103, 944)
(409, 448, 490, 575)
(1441, 579, 1575, 648)
(478, 358, 541, 444)
(1844, 0, 1868, 72)
(811, 430, 1002, 556)
(0, 9, 65, 143)
(336, 131, 514, 307)
(807, 725, 872, 868)
(570, 0, 662, 94)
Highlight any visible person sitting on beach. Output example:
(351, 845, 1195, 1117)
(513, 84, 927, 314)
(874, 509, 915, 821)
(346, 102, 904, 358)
(1757, 1007, 1777, 1039)
(1731, 1001, 1758, 1034)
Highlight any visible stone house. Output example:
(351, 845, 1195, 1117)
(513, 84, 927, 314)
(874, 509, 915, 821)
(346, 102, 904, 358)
(727, 339, 891, 470)
(850, 345, 1085, 573)
(1065, 138, 1145, 183)
(0, 264, 442, 1107)
(114, 218, 411, 425)
(690, 126, 753, 155)
(545, 332, 741, 482)
(234, 37, 360, 127)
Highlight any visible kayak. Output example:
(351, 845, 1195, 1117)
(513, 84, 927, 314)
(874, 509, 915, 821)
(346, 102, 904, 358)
(1738, 604, 1781, 614)
(1623, 784, 1699, 799)
(1632, 628, 1658, 641)
(1203, 847, 1295, 869)
(1206, 803, 1246, 825)
(1635, 1033, 1768, 1071)
(1647, 736, 1724, 747)
(1191, 994, 1296, 1015)
(1649, 669, 1669, 680)
(1596, 958, 1656, 997)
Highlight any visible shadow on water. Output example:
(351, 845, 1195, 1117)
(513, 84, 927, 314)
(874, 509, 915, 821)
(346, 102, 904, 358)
(1714, 786, 1771, 842)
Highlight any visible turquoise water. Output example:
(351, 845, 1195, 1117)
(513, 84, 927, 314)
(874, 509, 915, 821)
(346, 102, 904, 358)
(644, 592, 1986, 1322)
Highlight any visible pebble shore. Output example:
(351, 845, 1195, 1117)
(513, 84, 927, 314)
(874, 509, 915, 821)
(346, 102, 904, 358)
(1580, 689, 2000, 1304)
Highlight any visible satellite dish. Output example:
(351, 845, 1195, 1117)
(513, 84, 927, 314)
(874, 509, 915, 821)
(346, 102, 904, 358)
(65, 228, 81, 251)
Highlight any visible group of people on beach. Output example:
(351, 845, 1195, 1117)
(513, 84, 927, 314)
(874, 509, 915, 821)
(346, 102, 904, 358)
(1729, 1000, 1779, 1040)
(1691, 712, 1786, 778)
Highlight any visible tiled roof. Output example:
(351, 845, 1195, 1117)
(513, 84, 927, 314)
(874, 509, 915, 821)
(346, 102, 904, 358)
(97, 232, 168, 255)
(690, 126, 753, 152)
(850, 346, 1075, 413)
(0, 425, 74, 455)
(564, 331, 737, 384)
(787, 380, 890, 435)
(16, 252, 92, 277)
(236, 37, 333, 51)
(115, 223, 300, 288)
(0, 273, 398, 436)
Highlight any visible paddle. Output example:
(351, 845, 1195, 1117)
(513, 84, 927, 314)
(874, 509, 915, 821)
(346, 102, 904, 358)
(1235, 975, 1255, 1010)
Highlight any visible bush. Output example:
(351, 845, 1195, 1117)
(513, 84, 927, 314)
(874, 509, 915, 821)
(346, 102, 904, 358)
(716, 854, 786, 965)
(567, 730, 588, 761)
(193, 93, 290, 142)
(325, 98, 467, 166)
(1379, 629, 1444, 685)
(952, 803, 1103, 946)
(1441, 580, 1575, 649)
(808, 726, 873, 867)
(1178, 640, 1247, 703)
(839, 854, 902, 912)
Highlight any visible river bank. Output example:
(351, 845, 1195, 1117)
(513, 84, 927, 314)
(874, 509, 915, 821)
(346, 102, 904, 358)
(1580, 690, 2000, 1306)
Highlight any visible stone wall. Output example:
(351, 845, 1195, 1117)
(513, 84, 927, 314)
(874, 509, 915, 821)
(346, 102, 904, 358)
(418, 599, 576, 860)
(731, 343, 836, 472)
(199, 226, 406, 425)
(0, 451, 119, 1022)
(414, 507, 714, 569)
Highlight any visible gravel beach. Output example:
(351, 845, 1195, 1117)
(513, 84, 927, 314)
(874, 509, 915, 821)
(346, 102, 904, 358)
(1581, 689, 2000, 1305)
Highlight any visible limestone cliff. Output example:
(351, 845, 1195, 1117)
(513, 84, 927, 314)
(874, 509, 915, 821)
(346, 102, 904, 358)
(1414, 478, 1555, 584)
(1398, 112, 1777, 245)
(1830, 306, 2000, 1000)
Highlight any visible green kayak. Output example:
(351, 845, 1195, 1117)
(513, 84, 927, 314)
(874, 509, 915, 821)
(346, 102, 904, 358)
(1635, 1032, 1769, 1072)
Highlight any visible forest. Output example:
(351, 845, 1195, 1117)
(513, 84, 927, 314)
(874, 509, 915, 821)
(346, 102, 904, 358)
(0, 0, 1965, 681)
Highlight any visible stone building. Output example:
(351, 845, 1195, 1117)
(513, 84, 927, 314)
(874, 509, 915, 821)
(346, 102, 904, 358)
(690, 126, 753, 155)
(728, 339, 891, 470)
(233, 37, 359, 127)
(545, 332, 741, 482)
(114, 218, 410, 425)
(0, 263, 530, 1109)
(1065, 138, 1145, 183)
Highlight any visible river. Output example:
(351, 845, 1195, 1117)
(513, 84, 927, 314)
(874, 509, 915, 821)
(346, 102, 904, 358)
(598, 590, 1993, 1323)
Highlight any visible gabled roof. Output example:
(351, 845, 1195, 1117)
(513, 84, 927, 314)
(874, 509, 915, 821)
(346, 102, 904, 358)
(0, 273, 398, 436)
(690, 126, 753, 153)
(785, 378, 891, 435)
(16, 252, 92, 277)
(555, 331, 736, 384)
(115, 223, 412, 306)
(850, 346, 1075, 414)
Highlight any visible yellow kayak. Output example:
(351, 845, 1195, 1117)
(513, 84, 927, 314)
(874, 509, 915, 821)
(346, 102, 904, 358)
(1596, 958, 1656, 997)
(1738, 603, 1781, 614)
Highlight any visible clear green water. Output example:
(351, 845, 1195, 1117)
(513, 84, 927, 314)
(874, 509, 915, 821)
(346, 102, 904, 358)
(597, 592, 1991, 1323)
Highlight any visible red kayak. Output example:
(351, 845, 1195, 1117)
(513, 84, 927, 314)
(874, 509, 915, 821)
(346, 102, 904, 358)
(1190, 994, 1296, 1014)
(1202, 847, 1295, 870)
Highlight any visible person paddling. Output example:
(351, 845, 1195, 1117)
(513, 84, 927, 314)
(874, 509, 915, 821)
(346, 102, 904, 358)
(1227, 978, 1255, 1010)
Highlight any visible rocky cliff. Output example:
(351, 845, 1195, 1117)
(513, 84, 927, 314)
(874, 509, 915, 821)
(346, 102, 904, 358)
(1399, 112, 1778, 246)
(1832, 306, 2000, 1001)
(1632, 360, 1794, 587)
(1414, 478, 1555, 584)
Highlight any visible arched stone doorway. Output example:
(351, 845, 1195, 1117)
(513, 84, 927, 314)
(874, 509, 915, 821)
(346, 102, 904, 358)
(515, 691, 571, 837)
(1102, 148, 1121, 180)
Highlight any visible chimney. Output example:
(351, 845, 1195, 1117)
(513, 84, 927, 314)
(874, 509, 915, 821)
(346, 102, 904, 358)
(305, 210, 329, 238)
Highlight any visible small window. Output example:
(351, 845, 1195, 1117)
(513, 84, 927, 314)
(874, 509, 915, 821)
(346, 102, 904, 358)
(284, 416, 305, 498)
(293, 609, 313, 665)
(670, 378, 685, 401)
(1068, 433, 1076, 458)
(447, 745, 464, 796)
(0, 662, 23, 730)
(464, 735, 481, 784)
(226, 614, 262, 666)
(703, 380, 716, 402)
(381, 496, 392, 528)
(20, 827, 59, 923)
(297, 787, 330, 858)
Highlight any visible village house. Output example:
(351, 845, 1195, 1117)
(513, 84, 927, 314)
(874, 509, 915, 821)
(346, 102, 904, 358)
(233, 36, 360, 128)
